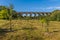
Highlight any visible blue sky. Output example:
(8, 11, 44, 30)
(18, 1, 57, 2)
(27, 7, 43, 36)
(0, 0, 60, 12)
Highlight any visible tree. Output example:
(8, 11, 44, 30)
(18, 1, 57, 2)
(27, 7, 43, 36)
(45, 16, 50, 32)
(0, 6, 9, 19)
(40, 16, 50, 32)
(9, 4, 13, 31)
(50, 10, 60, 21)
(12, 11, 18, 19)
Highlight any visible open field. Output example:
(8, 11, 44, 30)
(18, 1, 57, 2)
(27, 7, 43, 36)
(0, 20, 60, 40)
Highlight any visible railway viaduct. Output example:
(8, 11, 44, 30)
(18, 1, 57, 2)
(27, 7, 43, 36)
(18, 12, 51, 17)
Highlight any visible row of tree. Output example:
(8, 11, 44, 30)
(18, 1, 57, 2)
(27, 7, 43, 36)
(0, 5, 60, 21)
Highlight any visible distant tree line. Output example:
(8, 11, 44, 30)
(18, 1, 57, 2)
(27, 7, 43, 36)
(0, 6, 60, 21)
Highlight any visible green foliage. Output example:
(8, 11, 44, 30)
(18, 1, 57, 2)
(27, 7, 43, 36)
(50, 10, 60, 21)
(40, 16, 49, 24)
(0, 6, 17, 19)
(0, 6, 8, 19)
(40, 16, 50, 32)
(12, 12, 18, 19)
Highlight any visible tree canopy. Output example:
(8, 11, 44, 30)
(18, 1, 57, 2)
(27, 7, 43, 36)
(0, 6, 17, 19)
(50, 10, 60, 21)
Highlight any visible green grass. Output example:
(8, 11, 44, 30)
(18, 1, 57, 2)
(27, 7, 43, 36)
(0, 20, 60, 40)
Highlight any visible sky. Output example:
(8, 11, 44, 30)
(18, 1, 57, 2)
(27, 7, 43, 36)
(0, 0, 60, 12)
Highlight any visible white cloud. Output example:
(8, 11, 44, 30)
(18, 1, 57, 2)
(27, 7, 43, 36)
(36, 6, 60, 10)
(36, 6, 60, 12)
(25, 6, 60, 12)
(46, 6, 60, 9)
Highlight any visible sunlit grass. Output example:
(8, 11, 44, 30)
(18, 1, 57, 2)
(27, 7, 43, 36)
(0, 20, 60, 40)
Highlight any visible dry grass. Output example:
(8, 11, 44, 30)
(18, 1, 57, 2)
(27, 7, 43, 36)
(0, 20, 60, 40)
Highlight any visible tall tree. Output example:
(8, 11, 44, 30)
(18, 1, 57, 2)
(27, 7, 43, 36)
(9, 4, 13, 31)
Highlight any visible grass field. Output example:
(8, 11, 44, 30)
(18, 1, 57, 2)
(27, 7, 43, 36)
(0, 20, 60, 40)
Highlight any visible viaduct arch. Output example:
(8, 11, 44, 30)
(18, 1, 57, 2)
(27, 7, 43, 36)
(18, 12, 51, 17)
